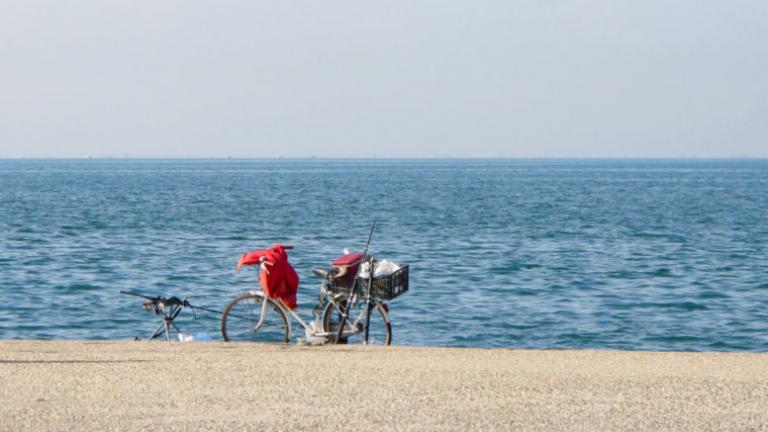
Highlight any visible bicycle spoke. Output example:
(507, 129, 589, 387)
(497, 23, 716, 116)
(322, 298, 391, 345)
(221, 294, 290, 343)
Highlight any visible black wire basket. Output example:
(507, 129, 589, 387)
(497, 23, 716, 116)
(331, 264, 409, 301)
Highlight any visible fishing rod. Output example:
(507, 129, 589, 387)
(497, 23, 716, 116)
(359, 220, 377, 345)
(362, 219, 376, 258)
(119, 290, 223, 317)
(334, 220, 376, 344)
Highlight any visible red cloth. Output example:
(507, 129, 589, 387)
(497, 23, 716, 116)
(236, 244, 299, 309)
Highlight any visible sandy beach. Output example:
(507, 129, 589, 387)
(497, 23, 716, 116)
(0, 341, 766, 431)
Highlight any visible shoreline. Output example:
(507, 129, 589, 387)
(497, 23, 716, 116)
(2, 340, 767, 431)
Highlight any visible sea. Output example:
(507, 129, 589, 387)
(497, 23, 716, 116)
(1, 159, 767, 351)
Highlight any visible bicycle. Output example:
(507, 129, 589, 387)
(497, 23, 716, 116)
(220, 238, 408, 345)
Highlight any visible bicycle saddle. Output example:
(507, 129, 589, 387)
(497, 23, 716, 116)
(312, 267, 343, 280)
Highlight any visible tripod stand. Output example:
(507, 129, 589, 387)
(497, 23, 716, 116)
(121, 291, 206, 341)
(146, 296, 188, 341)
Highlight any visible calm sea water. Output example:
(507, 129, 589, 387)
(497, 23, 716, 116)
(1, 159, 767, 351)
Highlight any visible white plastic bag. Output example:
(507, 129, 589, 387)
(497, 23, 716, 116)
(358, 259, 401, 279)
(178, 332, 212, 342)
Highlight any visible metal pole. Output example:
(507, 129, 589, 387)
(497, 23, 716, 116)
(362, 256, 374, 345)
(163, 317, 170, 341)
(148, 321, 165, 341)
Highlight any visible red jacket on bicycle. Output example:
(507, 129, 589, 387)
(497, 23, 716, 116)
(236, 244, 299, 310)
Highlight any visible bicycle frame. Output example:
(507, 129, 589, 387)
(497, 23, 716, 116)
(247, 288, 388, 343)
(247, 289, 326, 340)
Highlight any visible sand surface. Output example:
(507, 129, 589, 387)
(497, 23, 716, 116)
(1, 341, 767, 431)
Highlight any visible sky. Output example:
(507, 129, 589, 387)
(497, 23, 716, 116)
(0, 1, 766, 158)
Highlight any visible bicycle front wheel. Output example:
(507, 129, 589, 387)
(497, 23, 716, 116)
(221, 293, 290, 343)
(322, 297, 392, 345)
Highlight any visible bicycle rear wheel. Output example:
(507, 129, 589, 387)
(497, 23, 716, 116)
(221, 293, 290, 343)
(322, 297, 391, 345)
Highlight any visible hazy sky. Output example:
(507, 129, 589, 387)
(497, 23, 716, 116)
(1, 1, 766, 158)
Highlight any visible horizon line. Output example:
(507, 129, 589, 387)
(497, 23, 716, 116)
(1, 156, 767, 161)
